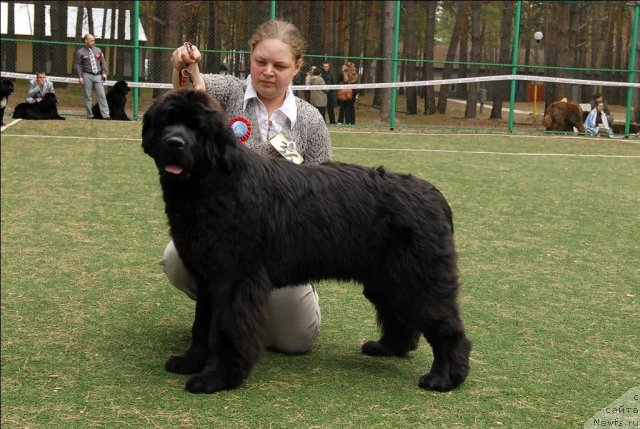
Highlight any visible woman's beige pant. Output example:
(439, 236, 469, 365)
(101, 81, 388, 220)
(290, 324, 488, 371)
(160, 240, 321, 354)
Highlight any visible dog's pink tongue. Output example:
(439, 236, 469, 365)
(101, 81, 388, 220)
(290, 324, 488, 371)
(165, 165, 183, 174)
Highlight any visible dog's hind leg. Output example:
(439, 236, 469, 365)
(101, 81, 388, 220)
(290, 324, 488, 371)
(185, 271, 270, 394)
(419, 309, 471, 392)
(361, 287, 421, 357)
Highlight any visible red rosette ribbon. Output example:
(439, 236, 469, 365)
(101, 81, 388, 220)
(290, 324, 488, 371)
(229, 116, 252, 143)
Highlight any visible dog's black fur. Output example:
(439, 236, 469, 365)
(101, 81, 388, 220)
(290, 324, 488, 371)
(12, 93, 65, 120)
(92, 80, 130, 120)
(1, 79, 15, 125)
(142, 89, 471, 394)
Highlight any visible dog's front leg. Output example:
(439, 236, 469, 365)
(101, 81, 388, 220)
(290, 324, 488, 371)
(165, 280, 212, 375)
(185, 271, 270, 394)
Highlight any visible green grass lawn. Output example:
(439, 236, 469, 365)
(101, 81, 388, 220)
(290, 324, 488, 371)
(2, 119, 639, 428)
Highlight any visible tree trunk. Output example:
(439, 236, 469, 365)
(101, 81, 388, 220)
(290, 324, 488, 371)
(455, 5, 469, 100)
(543, 3, 573, 104)
(348, 0, 361, 58)
(152, 1, 182, 97)
(116, 1, 128, 78)
(307, 1, 324, 61)
(203, 2, 221, 74)
(75, 3, 84, 39)
(490, 0, 514, 119)
(50, 1, 68, 82)
(87, 7, 95, 37)
(378, 1, 395, 123)
(464, 1, 482, 119)
(184, 2, 199, 43)
(372, 7, 385, 107)
(362, 1, 379, 98)
(404, 1, 417, 115)
(32, 2, 48, 73)
(437, 2, 467, 114)
(612, 6, 625, 103)
(423, 1, 437, 115)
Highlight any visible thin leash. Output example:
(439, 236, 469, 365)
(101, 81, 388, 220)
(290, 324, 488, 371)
(179, 42, 195, 87)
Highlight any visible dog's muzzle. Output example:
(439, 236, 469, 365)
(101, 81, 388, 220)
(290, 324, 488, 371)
(159, 125, 194, 176)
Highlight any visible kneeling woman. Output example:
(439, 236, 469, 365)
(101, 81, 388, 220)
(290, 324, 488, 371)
(161, 20, 332, 354)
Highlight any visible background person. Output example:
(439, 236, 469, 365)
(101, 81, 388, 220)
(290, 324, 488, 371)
(338, 61, 358, 125)
(590, 93, 613, 125)
(309, 66, 327, 119)
(584, 101, 613, 136)
(320, 61, 337, 124)
(74, 34, 109, 119)
(165, 20, 332, 354)
(26, 71, 55, 104)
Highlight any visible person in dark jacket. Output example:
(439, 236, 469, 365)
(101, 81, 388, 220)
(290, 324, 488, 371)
(321, 61, 337, 124)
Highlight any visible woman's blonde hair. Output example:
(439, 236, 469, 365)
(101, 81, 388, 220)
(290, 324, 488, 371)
(249, 20, 306, 63)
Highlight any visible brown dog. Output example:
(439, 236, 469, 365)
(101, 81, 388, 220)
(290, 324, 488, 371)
(542, 99, 585, 132)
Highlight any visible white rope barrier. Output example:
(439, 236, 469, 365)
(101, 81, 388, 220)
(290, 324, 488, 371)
(1, 71, 638, 91)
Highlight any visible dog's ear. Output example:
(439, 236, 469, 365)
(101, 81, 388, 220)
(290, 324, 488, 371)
(195, 98, 236, 173)
(141, 94, 167, 159)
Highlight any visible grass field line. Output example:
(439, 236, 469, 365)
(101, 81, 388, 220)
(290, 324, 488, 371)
(0, 118, 21, 131)
(332, 129, 640, 143)
(333, 146, 640, 159)
(2, 133, 139, 141)
(3, 132, 639, 159)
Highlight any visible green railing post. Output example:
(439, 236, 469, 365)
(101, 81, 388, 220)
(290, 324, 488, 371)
(270, 1, 276, 20)
(389, 0, 401, 131)
(508, 0, 522, 133)
(624, 4, 639, 138)
(133, 0, 140, 120)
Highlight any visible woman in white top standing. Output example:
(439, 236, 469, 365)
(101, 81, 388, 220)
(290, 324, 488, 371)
(162, 20, 331, 354)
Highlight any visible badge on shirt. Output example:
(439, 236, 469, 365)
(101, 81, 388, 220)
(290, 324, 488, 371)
(269, 133, 304, 164)
(229, 116, 252, 143)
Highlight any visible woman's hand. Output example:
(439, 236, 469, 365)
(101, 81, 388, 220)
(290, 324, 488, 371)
(171, 44, 202, 72)
(171, 44, 205, 90)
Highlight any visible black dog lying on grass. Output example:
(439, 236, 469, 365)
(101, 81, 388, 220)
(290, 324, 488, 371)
(92, 80, 130, 120)
(13, 93, 65, 120)
(1, 79, 15, 126)
(142, 89, 471, 394)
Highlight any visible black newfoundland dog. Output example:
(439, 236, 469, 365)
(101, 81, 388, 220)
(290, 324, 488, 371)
(142, 89, 471, 394)
(1, 79, 15, 125)
(13, 93, 65, 120)
(92, 80, 130, 120)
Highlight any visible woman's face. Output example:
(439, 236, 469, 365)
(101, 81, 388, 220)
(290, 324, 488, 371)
(250, 38, 301, 103)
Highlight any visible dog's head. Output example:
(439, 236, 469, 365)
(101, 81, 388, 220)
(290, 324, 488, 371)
(142, 89, 236, 180)
(41, 93, 58, 107)
(114, 80, 130, 94)
(40, 92, 58, 106)
(1, 79, 15, 97)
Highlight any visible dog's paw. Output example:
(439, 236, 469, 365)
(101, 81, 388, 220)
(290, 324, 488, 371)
(418, 372, 456, 392)
(185, 374, 240, 394)
(361, 340, 396, 357)
(165, 355, 203, 375)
